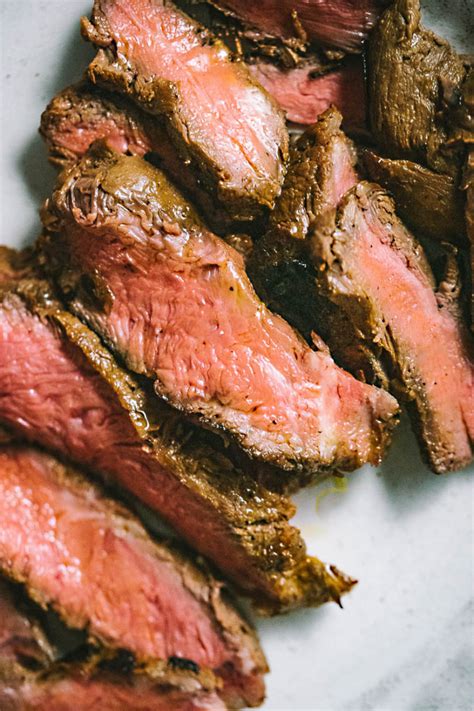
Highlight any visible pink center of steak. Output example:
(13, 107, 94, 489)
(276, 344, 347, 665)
(51, 115, 152, 160)
(100, 0, 283, 199)
(336, 193, 473, 468)
(215, 0, 384, 52)
(64, 197, 397, 470)
(0, 446, 229, 669)
(248, 60, 366, 130)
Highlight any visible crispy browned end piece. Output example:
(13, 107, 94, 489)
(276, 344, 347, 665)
(247, 57, 366, 133)
(41, 143, 399, 474)
(367, 0, 470, 176)
(81, 0, 288, 223)
(209, 0, 386, 53)
(0, 443, 268, 708)
(0, 247, 355, 615)
(310, 182, 474, 473)
(0, 578, 227, 711)
(362, 151, 466, 245)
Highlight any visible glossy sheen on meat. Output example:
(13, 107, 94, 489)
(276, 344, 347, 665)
(210, 0, 386, 53)
(0, 250, 355, 614)
(368, 0, 469, 176)
(0, 444, 267, 707)
(310, 183, 474, 473)
(362, 151, 466, 245)
(247, 58, 366, 132)
(42, 144, 399, 474)
(81, 0, 288, 222)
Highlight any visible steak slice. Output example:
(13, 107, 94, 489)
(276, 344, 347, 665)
(0, 248, 355, 614)
(362, 151, 466, 245)
(81, 0, 288, 223)
(41, 143, 399, 474)
(0, 579, 225, 711)
(40, 82, 234, 233)
(367, 0, 470, 176)
(247, 57, 366, 132)
(310, 183, 474, 473)
(0, 444, 267, 708)
(208, 0, 386, 53)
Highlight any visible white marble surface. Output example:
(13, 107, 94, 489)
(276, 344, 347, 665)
(0, 2, 473, 709)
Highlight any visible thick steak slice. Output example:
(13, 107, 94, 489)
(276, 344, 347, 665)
(208, 0, 386, 53)
(40, 83, 234, 232)
(42, 144, 399, 474)
(0, 444, 267, 707)
(81, 0, 288, 223)
(367, 0, 470, 176)
(0, 249, 355, 614)
(0, 580, 225, 711)
(310, 183, 474, 473)
(247, 58, 366, 132)
(362, 151, 466, 245)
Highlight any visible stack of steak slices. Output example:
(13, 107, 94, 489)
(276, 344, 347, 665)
(0, 443, 267, 708)
(0, 246, 355, 615)
(250, 107, 474, 474)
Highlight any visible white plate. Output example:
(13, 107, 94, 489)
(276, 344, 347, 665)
(1, 2, 473, 709)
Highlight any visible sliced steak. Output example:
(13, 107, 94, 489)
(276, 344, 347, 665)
(362, 151, 466, 245)
(0, 248, 355, 614)
(41, 143, 399, 474)
(0, 444, 267, 707)
(247, 57, 366, 132)
(251, 108, 473, 472)
(0, 579, 225, 711)
(81, 0, 288, 223)
(310, 183, 474, 473)
(208, 0, 386, 53)
(40, 82, 234, 232)
(367, 0, 470, 176)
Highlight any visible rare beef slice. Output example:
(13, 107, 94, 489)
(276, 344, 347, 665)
(247, 57, 366, 132)
(368, 0, 470, 176)
(40, 143, 399, 475)
(81, 0, 288, 223)
(251, 108, 473, 472)
(0, 248, 355, 615)
(208, 0, 386, 53)
(0, 443, 267, 708)
(40, 82, 237, 233)
(0, 578, 226, 711)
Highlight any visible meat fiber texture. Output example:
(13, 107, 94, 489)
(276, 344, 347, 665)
(0, 579, 226, 711)
(247, 57, 366, 133)
(251, 107, 474, 473)
(81, 0, 289, 223)
(367, 0, 470, 177)
(0, 248, 355, 615)
(41, 142, 399, 476)
(40, 82, 238, 234)
(0, 444, 267, 708)
(209, 0, 386, 53)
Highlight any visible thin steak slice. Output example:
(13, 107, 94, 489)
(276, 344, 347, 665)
(208, 0, 386, 53)
(40, 82, 234, 232)
(0, 444, 267, 708)
(247, 57, 366, 132)
(0, 248, 355, 615)
(309, 183, 474, 473)
(81, 0, 288, 223)
(41, 143, 399, 474)
(368, 0, 470, 176)
(362, 151, 466, 245)
(0, 579, 225, 711)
